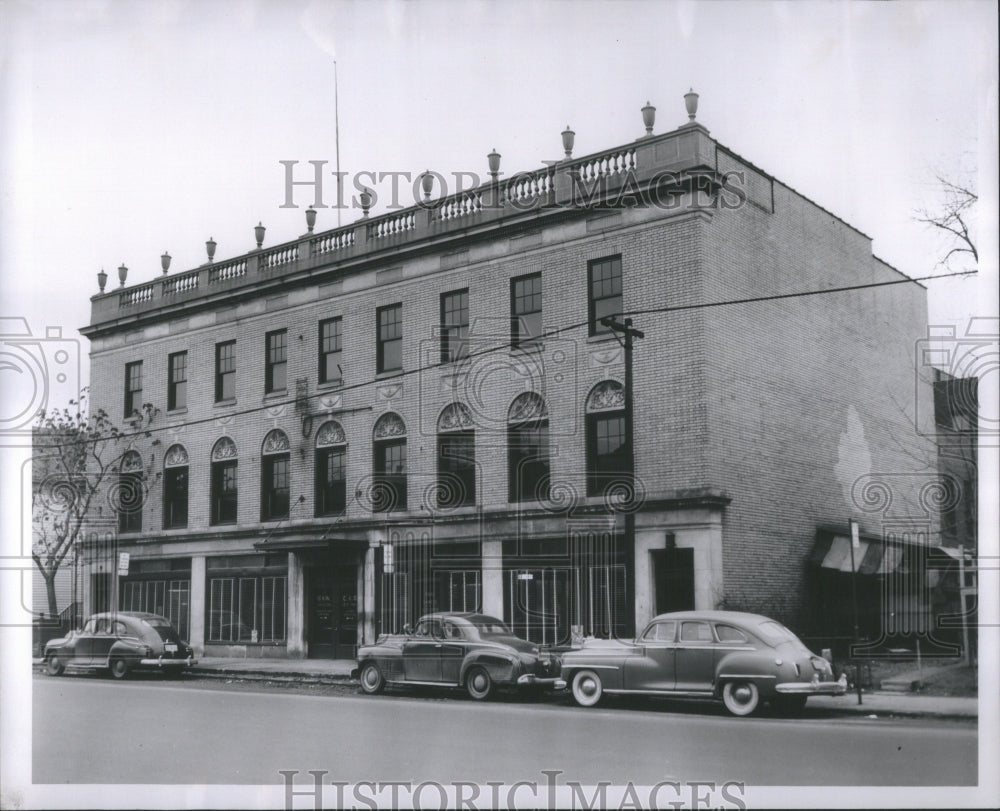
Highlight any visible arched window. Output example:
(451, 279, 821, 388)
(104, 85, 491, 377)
(117, 450, 144, 533)
(210, 437, 238, 525)
(585, 381, 627, 497)
(437, 403, 475, 508)
(315, 420, 347, 516)
(373, 413, 406, 512)
(261, 429, 291, 521)
(507, 392, 549, 502)
(162, 444, 189, 529)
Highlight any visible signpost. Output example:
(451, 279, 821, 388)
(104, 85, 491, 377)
(848, 519, 862, 705)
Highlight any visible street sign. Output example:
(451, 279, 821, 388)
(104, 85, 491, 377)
(849, 520, 860, 549)
(117, 552, 130, 576)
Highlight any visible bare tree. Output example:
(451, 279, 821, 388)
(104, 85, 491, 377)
(32, 393, 155, 618)
(914, 174, 978, 270)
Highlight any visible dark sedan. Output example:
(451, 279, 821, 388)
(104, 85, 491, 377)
(560, 610, 846, 716)
(354, 612, 565, 700)
(44, 611, 197, 679)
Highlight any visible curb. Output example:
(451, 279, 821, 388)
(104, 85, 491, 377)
(188, 668, 355, 684)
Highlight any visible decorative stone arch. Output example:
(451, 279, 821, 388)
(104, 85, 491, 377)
(507, 391, 548, 424)
(585, 380, 625, 413)
(211, 436, 238, 461)
(163, 444, 189, 468)
(262, 429, 290, 455)
(120, 450, 143, 473)
(437, 402, 473, 433)
(316, 420, 347, 448)
(373, 412, 406, 440)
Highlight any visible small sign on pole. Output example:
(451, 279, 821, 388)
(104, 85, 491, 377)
(849, 519, 860, 549)
(517, 573, 534, 581)
(117, 552, 130, 576)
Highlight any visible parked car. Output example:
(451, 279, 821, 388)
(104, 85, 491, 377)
(44, 611, 197, 679)
(353, 612, 565, 700)
(560, 610, 847, 716)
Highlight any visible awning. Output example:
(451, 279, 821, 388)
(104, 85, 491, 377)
(811, 534, 964, 576)
(810, 534, 901, 575)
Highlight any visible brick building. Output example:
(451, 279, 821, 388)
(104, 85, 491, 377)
(79, 94, 940, 658)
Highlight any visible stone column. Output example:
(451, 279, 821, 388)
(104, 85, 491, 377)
(190, 555, 206, 655)
(482, 538, 503, 618)
(286, 552, 306, 658)
(363, 545, 376, 645)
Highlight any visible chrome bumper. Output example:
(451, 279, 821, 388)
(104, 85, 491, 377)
(517, 674, 567, 690)
(140, 655, 197, 668)
(775, 673, 848, 695)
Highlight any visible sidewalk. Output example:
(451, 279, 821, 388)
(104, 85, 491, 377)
(33, 656, 977, 719)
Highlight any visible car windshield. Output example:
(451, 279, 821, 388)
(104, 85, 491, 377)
(756, 620, 798, 645)
(467, 616, 511, 635)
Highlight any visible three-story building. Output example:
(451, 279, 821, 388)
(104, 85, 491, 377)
(80, 94, 939, 658)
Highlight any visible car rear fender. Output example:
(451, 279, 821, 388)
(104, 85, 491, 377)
(109, 639, 146, 662)
(461, 651, 519, 685)
(713, 652, 777, 696)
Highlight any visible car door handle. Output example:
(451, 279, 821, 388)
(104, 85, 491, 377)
(434, 643, 442, 648)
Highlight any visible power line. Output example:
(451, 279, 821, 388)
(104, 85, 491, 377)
(38, 268, 976, 450)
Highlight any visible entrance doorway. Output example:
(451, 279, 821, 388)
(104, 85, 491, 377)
(307, 567, 358, 659)
(651, 547, 694, 614)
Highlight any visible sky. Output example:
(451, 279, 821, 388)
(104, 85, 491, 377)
(1, 0, 996, 417)
(0, 2, 997, 806)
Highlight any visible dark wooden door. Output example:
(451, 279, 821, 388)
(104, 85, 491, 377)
(652, 547, 695, 614)
(308, 567, 358, 659)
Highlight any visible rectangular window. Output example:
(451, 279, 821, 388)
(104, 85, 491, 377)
(167, 352, 187, 411)
(318, 317, 343, 385)
(215, 341, 236, 402)
(207, 575, 286, 642)
(265, 330, 287, 393)
(261, 454, 290, 521)
(120, 578, 191, 640)
(162, 466, 189, 529)
(440, 289, 469, 363)
(588, 256, 623, 335)
(586, 413, 628, 496)
(374, 439, 406, 512)
(124, 361, 143, 417)
(211, 460, 238, 525)
(511, 273, 542, 347)
(377, 304, 403, 373)
(315, 447, 346, 516)
(437, 431, 476, 507)
(118, 472, 143, 533)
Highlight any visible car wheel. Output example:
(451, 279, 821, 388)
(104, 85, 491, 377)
(359, 662, 386, 695)
(46, 654, 65, 677)
(773, 695, 807, 715)
(571, 670, 604, 707)
(722, 680, 760, 716)
(109, 658, 129, 680)
(465, 665, 493, 700)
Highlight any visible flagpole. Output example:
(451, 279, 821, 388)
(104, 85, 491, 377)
(334, 59, 341, 227)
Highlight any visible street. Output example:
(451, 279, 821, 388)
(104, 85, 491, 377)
(33, 674, 976, 787)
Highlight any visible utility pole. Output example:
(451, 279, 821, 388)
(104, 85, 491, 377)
(601, 316, 644, 639)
